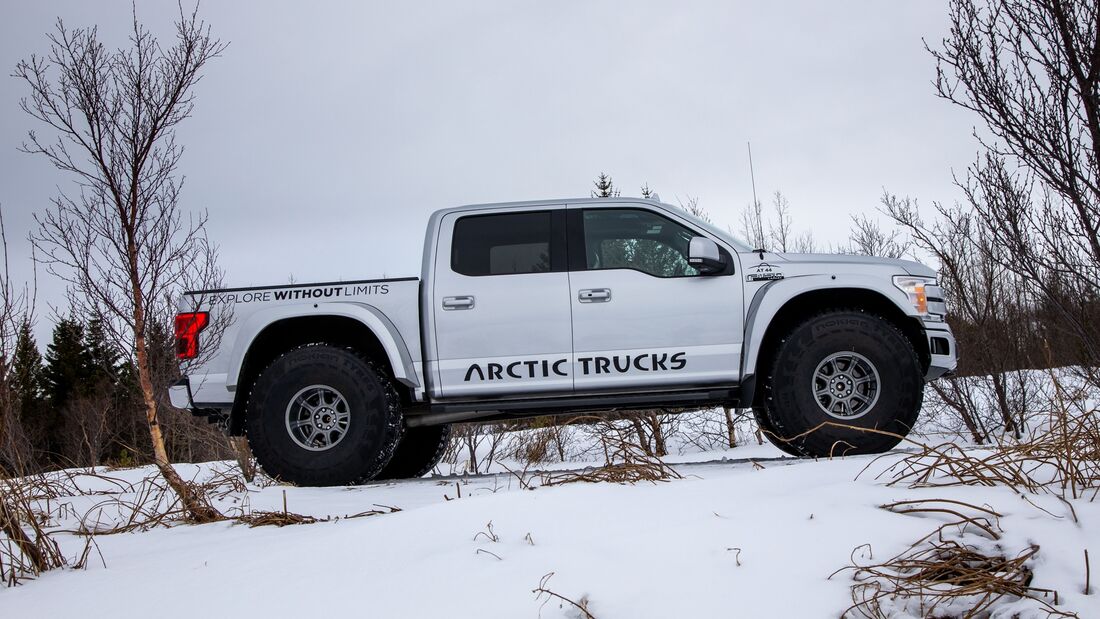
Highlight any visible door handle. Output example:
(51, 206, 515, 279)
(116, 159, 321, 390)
(578, 288, 611, 303)
(442, 295, 475, 310)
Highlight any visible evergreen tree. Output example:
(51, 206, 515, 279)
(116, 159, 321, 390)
(11, 320, 46, 439)
(37, 318, 87, 463)
(591, 173, 619, 198)
(83, 318, 120, 388)
(43, 318, 89, 409)
(12, 321, 44, 410)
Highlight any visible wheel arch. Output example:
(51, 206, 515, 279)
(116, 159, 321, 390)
(225, 305, 420, 435)
(740, 278, 929, 408)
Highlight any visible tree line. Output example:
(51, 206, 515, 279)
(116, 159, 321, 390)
(5, 316, 227, 472)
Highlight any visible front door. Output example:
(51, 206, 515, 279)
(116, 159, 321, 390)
(568, 204, 743, 392)
(432, 208, 573, 398)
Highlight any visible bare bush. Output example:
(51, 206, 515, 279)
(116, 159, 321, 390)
(544, 418, 681, 486)
(441, 422, 507, 474)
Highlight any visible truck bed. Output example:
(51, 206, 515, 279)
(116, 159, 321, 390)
(180, 276, 423, 407)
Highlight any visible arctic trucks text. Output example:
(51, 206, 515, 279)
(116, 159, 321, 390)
(171, 198, 957, 485)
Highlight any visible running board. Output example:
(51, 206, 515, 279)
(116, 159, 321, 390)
(407, 388, 738, 427)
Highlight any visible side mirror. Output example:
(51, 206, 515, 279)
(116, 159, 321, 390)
(688, 236, 724, 274)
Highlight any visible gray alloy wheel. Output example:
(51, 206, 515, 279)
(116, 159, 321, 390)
(285, 384, 352, 451)
(811, 352, 881, 420)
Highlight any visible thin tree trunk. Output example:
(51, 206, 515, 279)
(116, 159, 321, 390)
(132, 269, 218, 522)
(723, 407, 737, 448)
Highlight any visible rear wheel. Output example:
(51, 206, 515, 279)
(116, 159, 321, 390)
(374, 424, 452, 480)
(759, 310, 923, 457)
(245, 345, 403, 486)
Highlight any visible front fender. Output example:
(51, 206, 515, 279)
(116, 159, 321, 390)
(225, 302, 420, 391)
(741, 274, 919, 381)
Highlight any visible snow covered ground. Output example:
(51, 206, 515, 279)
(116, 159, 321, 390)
(2, 424, 1098, 618)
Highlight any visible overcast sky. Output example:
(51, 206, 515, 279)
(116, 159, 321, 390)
(0, 1, 979, 340)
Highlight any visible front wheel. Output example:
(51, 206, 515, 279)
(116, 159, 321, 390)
(758, 310, 923, 457)
(245, 345, 403, 486)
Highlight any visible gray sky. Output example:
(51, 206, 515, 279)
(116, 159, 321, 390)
(1, 1, 978, 341)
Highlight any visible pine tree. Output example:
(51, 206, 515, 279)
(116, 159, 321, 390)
(43, 318, 88, 409)
(11, 321, 45, 444)
(83, 318, 120, 388)
(591, 173, 619, 198)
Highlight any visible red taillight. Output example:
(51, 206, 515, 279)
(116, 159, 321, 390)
(175, 312, 210, 360)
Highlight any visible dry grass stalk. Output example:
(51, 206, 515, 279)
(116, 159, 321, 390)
(865, 396, 1100, 500)
(533, 572, 596, 619)
(839, 501, 1073, 618)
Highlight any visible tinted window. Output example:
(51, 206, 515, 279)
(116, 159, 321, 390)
(582, 209, 700, 277)
(452, 212, 553, 276)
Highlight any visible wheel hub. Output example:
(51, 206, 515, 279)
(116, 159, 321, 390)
(812, 352, 881, 420)
(286, 385, 351, 451)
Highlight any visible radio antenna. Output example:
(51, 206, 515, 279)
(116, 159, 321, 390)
(747, 141, 764, 257)
(747, 141, 760, 211)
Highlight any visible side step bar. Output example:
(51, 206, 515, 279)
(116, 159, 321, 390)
(407, 388, 738, 427)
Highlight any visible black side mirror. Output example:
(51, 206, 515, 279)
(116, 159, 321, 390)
(688, 237, 724, 274)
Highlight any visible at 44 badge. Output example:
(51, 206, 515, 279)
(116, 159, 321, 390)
(747, 262, 784, 282)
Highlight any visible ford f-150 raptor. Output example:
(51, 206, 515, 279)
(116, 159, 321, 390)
(170, 198, 957, 485)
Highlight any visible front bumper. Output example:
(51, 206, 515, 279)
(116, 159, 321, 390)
(923, 321, 958, 380)
(169, 378, 194, 410)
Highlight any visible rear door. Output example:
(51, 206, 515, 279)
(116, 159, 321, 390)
(431, 208, 573, 398)
(567, 203, 743, 392)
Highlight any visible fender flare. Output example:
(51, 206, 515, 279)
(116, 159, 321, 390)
(740, 274, 919, 384)
(225, 302, 420, 391)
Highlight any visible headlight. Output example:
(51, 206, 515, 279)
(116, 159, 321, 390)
(893, 275, 940, 318)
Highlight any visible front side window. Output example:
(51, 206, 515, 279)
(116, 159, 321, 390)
(452, 211, 553, 276)
(582, 209, 700, 277)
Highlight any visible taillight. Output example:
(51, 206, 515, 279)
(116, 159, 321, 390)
(175, 312, 210, 360)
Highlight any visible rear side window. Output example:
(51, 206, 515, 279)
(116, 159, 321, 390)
(451, 211, 555, 276)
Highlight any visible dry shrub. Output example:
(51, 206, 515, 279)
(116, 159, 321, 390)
(0, 467, 67, 585)
(441, 422, 507, 474)
(868, 376, 1100, 501)
(838, 499, 1071, 618)
(543, 419, 681, 486)
(504, 417, 576, 466)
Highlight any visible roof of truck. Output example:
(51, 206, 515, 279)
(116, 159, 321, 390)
(437, 196, 668, 215)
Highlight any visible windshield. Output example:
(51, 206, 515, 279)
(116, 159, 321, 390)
(656, 202, 753, 252)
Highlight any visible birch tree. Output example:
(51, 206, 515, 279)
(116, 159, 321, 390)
(17, 7, 226, 521)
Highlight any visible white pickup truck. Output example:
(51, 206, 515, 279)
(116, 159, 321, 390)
(171, 198, 957, 485)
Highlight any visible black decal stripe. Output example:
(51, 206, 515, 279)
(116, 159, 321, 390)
(184, 276, 417, 296)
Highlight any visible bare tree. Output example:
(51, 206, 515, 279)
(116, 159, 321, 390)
(883, 192, 1036, 437)
(17, 8, 226, 521)
(768, 191, 793, 252)
(740, 199, 766, 250)
(847, 213, 910, 259)
(0, 210, 35, 471)
(931, 0, 1100, 370)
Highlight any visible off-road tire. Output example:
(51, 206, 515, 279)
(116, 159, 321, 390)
(759, 310, 923, 457)
(374, 424, 452, 480)
(245, 345, 403, 486)
(752, 405, 803, 456)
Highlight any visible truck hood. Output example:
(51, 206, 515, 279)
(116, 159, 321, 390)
(771, 253, 937, 278)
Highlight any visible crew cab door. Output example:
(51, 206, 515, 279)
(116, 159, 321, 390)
(430, 208, 573, 398)
(567, 203, 743, 392)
